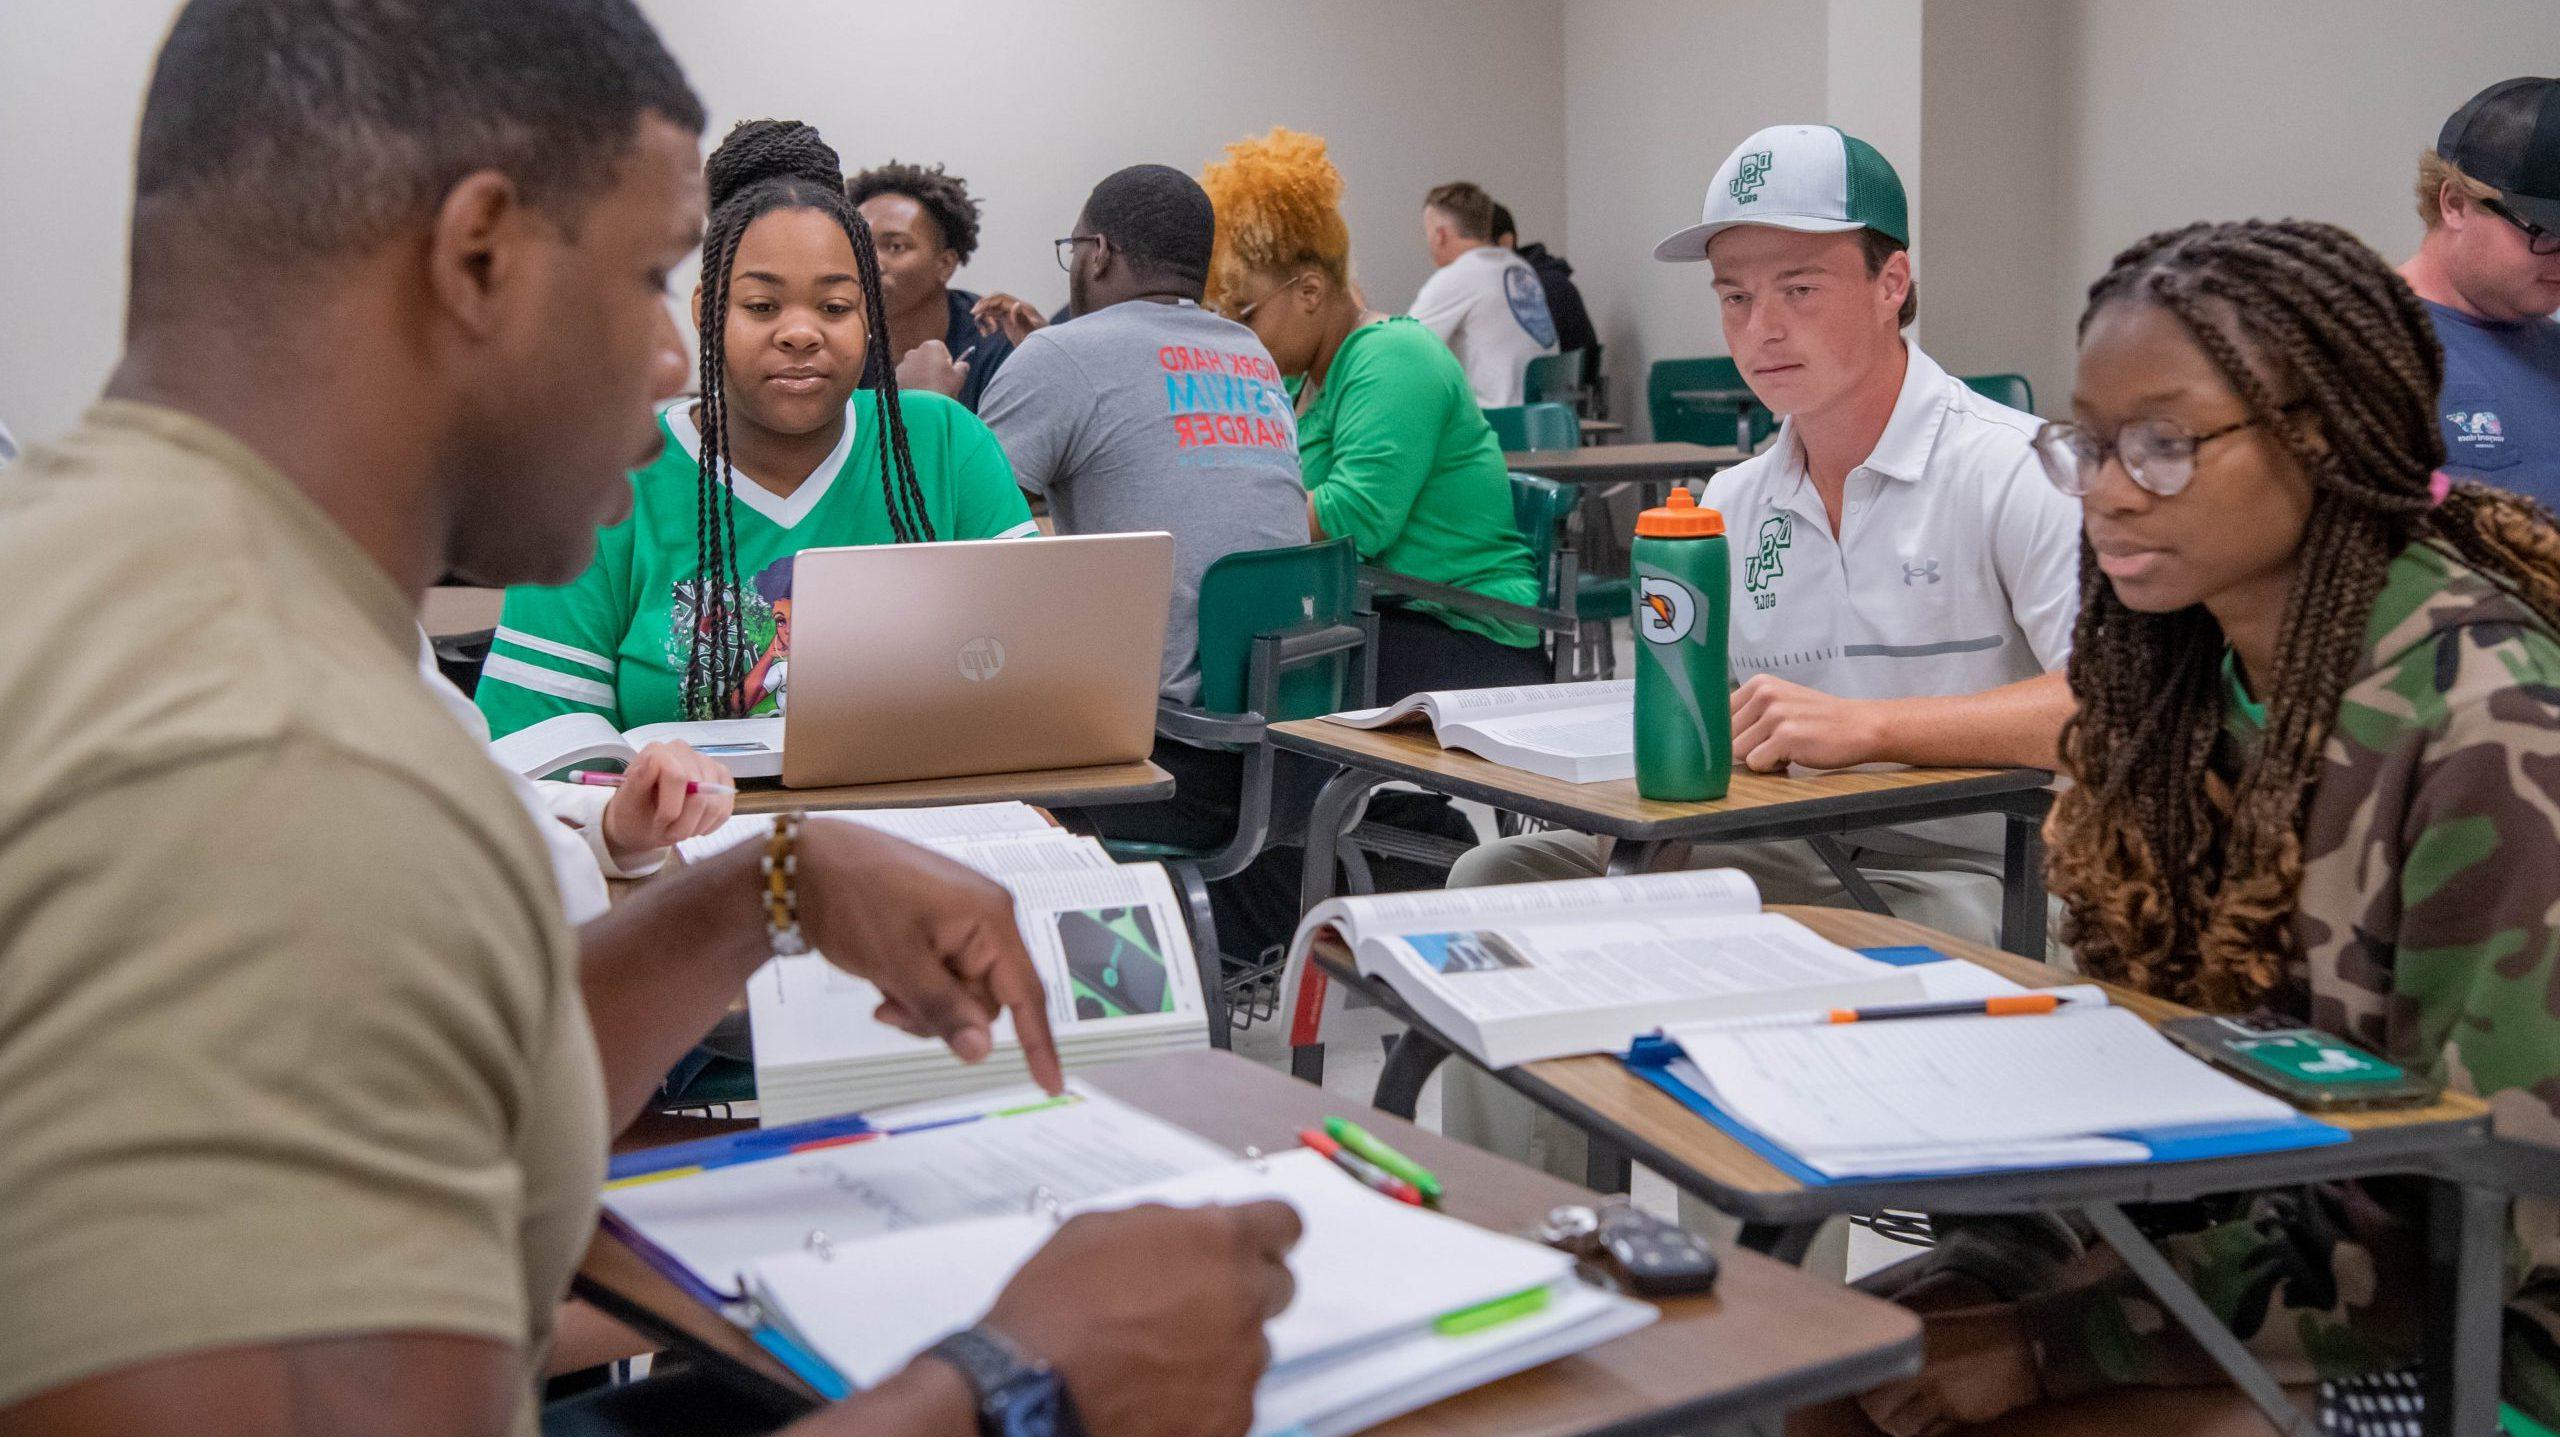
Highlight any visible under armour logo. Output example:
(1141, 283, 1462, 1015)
(1903, 559, 1941, 586)
(1729, 150, 1773, 206)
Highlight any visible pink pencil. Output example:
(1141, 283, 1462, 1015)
(569, 770, 736, 796)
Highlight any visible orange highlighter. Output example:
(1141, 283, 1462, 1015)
(1824, 993, 2069, 1024)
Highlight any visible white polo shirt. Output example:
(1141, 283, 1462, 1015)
(1410, 246, 1559, 408)
(1702, 343, 2080, 856)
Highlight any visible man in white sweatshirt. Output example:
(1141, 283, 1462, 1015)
(1411, 180, 1558, 407)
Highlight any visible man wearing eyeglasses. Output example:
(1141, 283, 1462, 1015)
(979, 165, 1307, 861)
(2399, 78, 2560, 512)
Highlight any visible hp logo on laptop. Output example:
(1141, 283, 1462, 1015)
(958, 636, 1007, 682)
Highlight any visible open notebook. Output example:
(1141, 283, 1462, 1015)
(1633, 952, 2344, 1180)
(491, 710, 784, 780)
(679, 805, 1209, 1122)
(1324, 680, 1635, 783)
(605, 1086, 1653, 1437)
(1280, 869, 1924, 1069)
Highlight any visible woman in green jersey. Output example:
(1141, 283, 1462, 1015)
(478, 119, 1033, 736)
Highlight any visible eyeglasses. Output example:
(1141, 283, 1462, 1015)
(1223, 272, 1315, 323)
(1054, 233, 1105, 272)
(2479, 197, 2560, 257)
(2034, 414, 2268, 498)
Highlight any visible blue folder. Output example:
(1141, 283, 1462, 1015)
(1617, 946, 2349, 1187)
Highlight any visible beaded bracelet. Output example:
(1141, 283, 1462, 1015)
(763, 810, 810, 956)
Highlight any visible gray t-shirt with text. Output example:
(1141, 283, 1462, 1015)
(981, 299, 1309, 704)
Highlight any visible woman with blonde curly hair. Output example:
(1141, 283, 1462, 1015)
(1200, 127, 1545, 700)
(1815, 218, 2560, 1437)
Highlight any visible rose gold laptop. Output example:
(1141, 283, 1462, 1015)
(780, 533, 1173, 788)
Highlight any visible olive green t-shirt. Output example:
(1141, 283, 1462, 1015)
(0, 403, 603, 1432)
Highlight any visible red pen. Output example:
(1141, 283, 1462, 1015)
(569, 770, 736, 797)
(1299, 1128, 1423, 1205)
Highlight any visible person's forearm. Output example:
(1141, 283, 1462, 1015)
(1869, 669, 2073, 770)
(576, 842, 772, 1130)
(1307, 495, 1327, 541)
(782, 1356, 976, 1437)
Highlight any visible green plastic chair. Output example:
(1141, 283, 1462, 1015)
(1509, 473, 1626, 681)
(1099, 538, 1374, 1044)
(1961, 372, 2035, 413)
(1648, 355, 1775, 448)
(1482, 401, 1580, 454)
(1524, 349, 1588, 408)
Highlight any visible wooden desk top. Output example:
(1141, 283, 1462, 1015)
(1269, 718, 2051, 843)
(731, 759, 1172, 816)
(1576, 419, 1625, 438)
(1502, 441, 1749, 482)
(1318, 910, 2493, 1225)
(581, 1050, 1919, 1435)
(1083, 1052, 1919, 1435)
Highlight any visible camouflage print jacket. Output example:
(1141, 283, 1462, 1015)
(2035, 542, 2560, 1424)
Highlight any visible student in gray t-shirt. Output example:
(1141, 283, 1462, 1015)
(982, 165, 1312, 868)
(982, 164, 1308, 709)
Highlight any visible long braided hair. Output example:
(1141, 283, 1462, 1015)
(2048, 218, 2560, 1011)
(683, 119, 937, 720)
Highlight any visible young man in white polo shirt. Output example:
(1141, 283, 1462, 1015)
(1411, 181, 1560, 407)
(1444, 122, 2080, 1181)
(1455, 123, 2078, 937)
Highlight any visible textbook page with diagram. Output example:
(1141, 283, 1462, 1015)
(681, 809, 1210, 1122)
(1323, 680, 1635, 783)
(1282, 869, 1924, 1069)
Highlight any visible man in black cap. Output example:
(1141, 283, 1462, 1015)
(2400, 76, 2560, 510)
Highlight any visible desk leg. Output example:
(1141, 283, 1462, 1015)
(1585, 1134, 1633, 1196)
(2080, 1203, 2318, 1437)
(1807, 836, 1892, 915)
(2421, 1180, 2504, 1437)
(1371, 1032, 1450, 1121)
(2000, 808, 2048, 959)
(1290, 768, 1389, 1086)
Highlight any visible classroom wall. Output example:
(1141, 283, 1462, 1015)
(0, 0, 1570, 446)
(1559, 0, 1830, 432)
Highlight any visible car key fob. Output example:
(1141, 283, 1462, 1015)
(1596, 1203, 1719, 1296)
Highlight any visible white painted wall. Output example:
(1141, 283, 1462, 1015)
(0, 0, 1569, 446)
(1560, 0, 1829, 432)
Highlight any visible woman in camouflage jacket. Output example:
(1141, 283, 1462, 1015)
(1842, 219, 2560, 1436)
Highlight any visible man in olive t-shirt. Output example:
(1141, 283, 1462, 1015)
(0, 6, 1296, 1436)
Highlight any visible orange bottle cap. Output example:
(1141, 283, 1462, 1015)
(1637, 487, 1726, 538)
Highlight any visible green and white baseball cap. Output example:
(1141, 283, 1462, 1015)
(1653, 123, 1910, 262)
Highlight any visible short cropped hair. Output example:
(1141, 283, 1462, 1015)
(2416, 149, 2502, 230)
(1858, 229, 1919, 329)
(1084, 164, 1216, 289)
(1424, 182, 1497, 241)
(134, 0, 701, 270)
(1490, 202, 1518, 244)
(846, 160, 982, 262)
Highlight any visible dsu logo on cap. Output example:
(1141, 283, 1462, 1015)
(1654, 123, 1909, 262)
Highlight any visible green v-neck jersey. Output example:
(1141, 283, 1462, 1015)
(477, 390, 1032, 735)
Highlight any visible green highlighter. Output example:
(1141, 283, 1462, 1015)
(1323, 1117, 1444, 1203)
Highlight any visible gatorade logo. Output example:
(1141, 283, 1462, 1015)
(958, 636, 1006, 682)
(1637, 577, 1698, 644)
(1729, 150, 1774, 206)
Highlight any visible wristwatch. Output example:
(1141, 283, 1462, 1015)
(925, 1326, 1080, 1437)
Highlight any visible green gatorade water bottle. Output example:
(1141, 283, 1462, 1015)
(1632, 487, 1732, 801)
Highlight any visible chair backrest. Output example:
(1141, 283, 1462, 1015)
(1647, 355, 1773, 448)
(1523, 349, 1588, 406)
(1193, 537, 1361, 720)
(1483, 401, 1580, 454)
(1960, 372, 2035, 414)
(1508, 473, 1581, 607)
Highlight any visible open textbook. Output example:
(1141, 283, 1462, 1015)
(1281, 869, 1925, 1069)
(1323, 680, 1634, 783)
(490, 709, 785, 781)
(604, 1086, 1652, 1437)
(679, 805, 1209, 1121)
